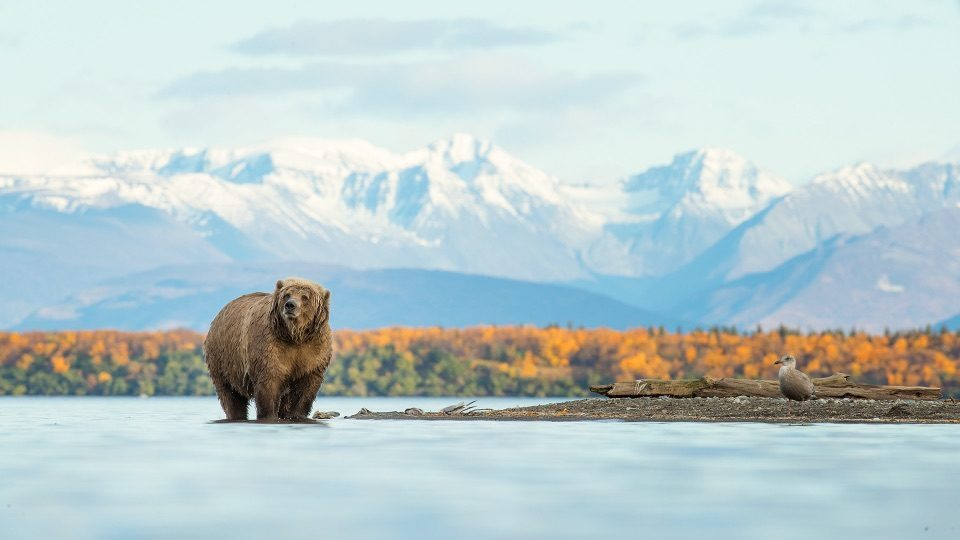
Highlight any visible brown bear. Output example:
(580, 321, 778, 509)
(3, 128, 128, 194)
(203, 277, 332, 421)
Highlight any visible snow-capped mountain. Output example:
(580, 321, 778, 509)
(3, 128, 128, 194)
(2, 134, 603, 284)
(581, 148, 793, 276)
(0, 138, 790, 283)
(619, 147, 791, 224)
(675, 208, 960, 331)
(3, 133, 959, 331)
(685, 161, 960, 283)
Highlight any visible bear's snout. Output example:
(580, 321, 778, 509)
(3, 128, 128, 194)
(284, 298, 299, 314)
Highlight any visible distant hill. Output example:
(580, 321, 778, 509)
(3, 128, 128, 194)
(14, 263, 678, 331)
(938, 313, 960, 330)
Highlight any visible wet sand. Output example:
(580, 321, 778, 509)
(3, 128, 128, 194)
(344, 396, 960, 424)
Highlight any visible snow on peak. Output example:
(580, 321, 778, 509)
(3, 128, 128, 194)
(157, 149, 209, 176)
(813, 162, 883, 183)
(618, 147, 791, 223)
(407, 134, 516, 183)
(625, 147, 788, 193)
(810, 162, 909, 197)
(423, 133, 494, 166)
(394, 133, 586, 220)
(251, 136, 402, 172)
(690, 146, 752, 169)
(87, 137, 406, 183)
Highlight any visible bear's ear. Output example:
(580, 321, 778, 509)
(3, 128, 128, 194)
(323, 289, 331, 305)
(276, 279, 285, 291)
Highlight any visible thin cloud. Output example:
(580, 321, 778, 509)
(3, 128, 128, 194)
(157, 54, 641, 116)
(674, 1, 932, 39)
(231, 18, 559, 57)
(674, 19, 766, 39)
(838, 15, 931, 33)
(746, 1, 817, 20)
(675, 0, 817, 39)
(0, 33, 19, 50)
(350, 56, 639, 116)
(158, 65, 347, 98)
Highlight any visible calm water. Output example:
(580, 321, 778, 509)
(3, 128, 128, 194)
(1, 397, 958, 540)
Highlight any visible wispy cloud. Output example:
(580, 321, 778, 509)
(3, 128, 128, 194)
(675, 0, 817, 39)
(158, 65, 346, 98)
(673, 20, 764, 40)
(673, 1, 933, 39)
(838, 15, 931, 33)
(231, 18, 559, 57)
(0, 33, 19, 50)
(745, 0, 817, 20)
(158, 54, 640, 116)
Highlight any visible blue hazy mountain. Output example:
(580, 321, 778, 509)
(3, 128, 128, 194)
(14, 263, 678, 331)
(938, 314, 960, 330)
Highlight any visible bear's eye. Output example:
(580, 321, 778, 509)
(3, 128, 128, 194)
(301, 294, 308, 302)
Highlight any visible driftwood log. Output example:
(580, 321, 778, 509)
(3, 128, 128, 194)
(590, 374, 941, 401)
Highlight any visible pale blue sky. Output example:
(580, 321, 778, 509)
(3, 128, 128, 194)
(1, 0, 958, 183)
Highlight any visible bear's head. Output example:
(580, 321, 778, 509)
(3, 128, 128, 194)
(272, 277, 331, 344)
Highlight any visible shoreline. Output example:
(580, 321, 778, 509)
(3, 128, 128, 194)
(344, 396, 960, 424)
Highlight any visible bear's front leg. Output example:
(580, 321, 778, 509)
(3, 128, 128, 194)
(284, 372, 324, 420)
(254, 379, 282, 420)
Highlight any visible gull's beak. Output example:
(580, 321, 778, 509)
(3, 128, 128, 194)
(773, 359, 781, 365)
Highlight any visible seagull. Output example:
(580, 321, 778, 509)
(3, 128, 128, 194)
(774, 354, 816, 403)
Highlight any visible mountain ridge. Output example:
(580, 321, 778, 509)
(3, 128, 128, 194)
(2, 133, 958, 331)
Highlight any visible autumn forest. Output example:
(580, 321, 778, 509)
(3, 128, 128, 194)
(1, 326, 958, 398)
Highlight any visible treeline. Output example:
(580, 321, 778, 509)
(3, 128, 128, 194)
(0, 326, 958, 397)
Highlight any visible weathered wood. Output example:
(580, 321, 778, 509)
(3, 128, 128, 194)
(589, 373, 940, 401)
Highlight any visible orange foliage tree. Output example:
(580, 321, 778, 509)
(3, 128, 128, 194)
(0, 326, 958, 397)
